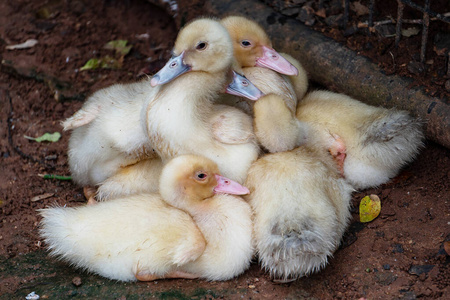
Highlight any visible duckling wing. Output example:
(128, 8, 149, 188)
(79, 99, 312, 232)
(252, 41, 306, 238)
(210, 104, 255, 145)
(62, 104, 101, 130)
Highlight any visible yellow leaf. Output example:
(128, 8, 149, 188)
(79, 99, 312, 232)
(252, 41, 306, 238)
(359, 194, 381, 223)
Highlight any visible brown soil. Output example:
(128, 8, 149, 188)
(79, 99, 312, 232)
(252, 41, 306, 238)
(0, 0, 449, 299)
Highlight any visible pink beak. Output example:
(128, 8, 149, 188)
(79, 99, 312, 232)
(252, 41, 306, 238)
(255, 46, 299, 76)
(214, 174, 250, 195)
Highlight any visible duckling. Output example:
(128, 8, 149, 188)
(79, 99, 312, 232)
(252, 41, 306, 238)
(296, 90, 424, 189)
(145, 18, 260, 183)
(245, 125, 353, 282)
(39, 154, 253, 282)
(219, 16, 310, 152)
(63, 18, 261, 189)
(221, 16, 308, 101)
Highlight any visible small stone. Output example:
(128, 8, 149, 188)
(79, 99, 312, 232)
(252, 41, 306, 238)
(343, 26, 359, 37)
(72, 276, 82, 287)
(408, 264, 434, 276)
(375, 272, 397, 286)
(281, 7, 301, 17)
(383, 264, 391, 270)
(392, 243, 404, 253)
(325, 14, 344, 28)
(297, 6, 315, 26)
(407, 61, 425, 75)
(375, 24, 396, 37)
(445, 80, 450, 92)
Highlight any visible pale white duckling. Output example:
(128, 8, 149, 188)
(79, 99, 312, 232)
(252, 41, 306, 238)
(146, 18, 260, 183)
(39, 154, 253, 281)
(245, 127, 353, 282)
(62, 18, 261, 190)
(296, 90, 424, 189)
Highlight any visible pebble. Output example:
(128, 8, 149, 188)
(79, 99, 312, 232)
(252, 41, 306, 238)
(72, 276, 82, 287)
(445, 80, 450, 92)
(407, 61, 425, 75)
(408, 264, 434, 275)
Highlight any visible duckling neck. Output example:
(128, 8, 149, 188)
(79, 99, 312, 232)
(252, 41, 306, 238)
(144, 71, 228, 160)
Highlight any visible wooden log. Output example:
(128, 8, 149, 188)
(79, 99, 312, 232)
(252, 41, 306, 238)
(175, 0, 450, 149)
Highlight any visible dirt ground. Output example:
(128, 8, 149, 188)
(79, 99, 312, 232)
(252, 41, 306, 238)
(0, 0, 449, 299)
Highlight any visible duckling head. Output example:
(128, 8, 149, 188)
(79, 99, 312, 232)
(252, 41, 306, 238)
(151, 18, 234, 87)
(221, 16, 298, 76)
(159, 155, 249, 209)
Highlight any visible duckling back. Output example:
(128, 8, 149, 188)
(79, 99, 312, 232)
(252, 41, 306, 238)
(39, 195, 205, 281)
(245, 147, 353, 281)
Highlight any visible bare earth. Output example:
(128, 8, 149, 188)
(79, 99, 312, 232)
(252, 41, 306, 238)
(0, 0, 449, 299)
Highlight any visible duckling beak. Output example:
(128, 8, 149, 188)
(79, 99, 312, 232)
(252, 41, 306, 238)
(226, 71, 264, 101)
(255, 46, 299, 76)
(214, 174, 250, 195)
(150, 51, 191, 87)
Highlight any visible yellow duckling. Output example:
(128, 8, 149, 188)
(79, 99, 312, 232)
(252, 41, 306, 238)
(221, 15, 308, 101)
(220, 16, 310, 152)
(245, 94, 353, 281)
(39, 154, 253, 281)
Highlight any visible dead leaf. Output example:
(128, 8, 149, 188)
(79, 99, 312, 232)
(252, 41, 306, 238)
(31, 193, 55, 202)
(6, 39, 38, 50)
(402, 27, 420, 37)
(359, 194, 381, 223)
(351, 1, 369, 16)
(315, 8, 327, 19)
(444, 241, 450, 255)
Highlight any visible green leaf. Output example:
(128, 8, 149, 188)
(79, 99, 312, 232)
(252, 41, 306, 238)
(80, 56, 123, 71)
(359, 194, 381, 223)
(80, 58, 101, 71)
(24, 132, 61, 142)
(38, 174, 72, 180)
(104, 40, 132, 56)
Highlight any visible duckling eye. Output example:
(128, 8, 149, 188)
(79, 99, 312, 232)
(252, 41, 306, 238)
(196, 42, 208, 51)
(196, 172, 208, 181)
(241, 40, 252, 47)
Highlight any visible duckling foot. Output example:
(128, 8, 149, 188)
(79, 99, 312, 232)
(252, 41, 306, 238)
(328, 134, 346, 177)
(136, 271, 199, 281)
(83, 186, 98, 205)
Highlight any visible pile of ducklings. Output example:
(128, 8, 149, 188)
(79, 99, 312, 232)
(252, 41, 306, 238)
(40, 16, 424, 282)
